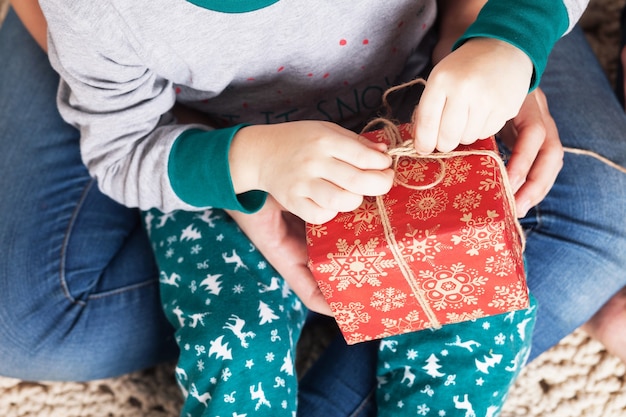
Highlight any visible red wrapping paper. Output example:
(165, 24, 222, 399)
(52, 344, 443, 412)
(306, 123, 529, 344)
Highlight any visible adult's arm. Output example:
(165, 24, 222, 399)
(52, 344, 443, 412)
(9, 0, 47, 51)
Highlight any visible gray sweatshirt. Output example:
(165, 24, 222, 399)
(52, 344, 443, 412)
(39, 0, 587, 213)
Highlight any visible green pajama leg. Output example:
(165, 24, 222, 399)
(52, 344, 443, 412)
(143, 208, 307, 417)
(376, 295, 537, 417)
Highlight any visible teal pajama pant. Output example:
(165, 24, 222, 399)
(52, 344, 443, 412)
(143, 208, 536, 417)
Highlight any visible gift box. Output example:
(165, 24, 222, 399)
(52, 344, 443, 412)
(306, 123, 529, 344)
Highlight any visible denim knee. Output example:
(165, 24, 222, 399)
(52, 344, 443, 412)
(0, 200, 177, 381)
(0, 275, 177, 381)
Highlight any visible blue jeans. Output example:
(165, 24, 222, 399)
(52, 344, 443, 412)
(0, 9, 177, 380)
(0, 5, 624, 413)
(523, 26, 626, 360)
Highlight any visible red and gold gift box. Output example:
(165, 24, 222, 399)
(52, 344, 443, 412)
(306, 123, 529, 344)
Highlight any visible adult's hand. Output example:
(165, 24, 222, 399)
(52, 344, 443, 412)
(499, 88, 563, 217)
(225, 196, 332, 316)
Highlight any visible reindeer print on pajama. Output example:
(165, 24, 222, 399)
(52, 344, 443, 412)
(143, 207, 537, 417)
(144, 208, 307, 417)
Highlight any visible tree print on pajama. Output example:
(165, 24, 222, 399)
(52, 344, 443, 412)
(376, 296, 537, 417)
(143, 207, 536, 417)
(143, 208, 307, 417)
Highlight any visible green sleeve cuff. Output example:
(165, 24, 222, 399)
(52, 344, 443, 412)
(168, 125, 267, 213)
(453, 0, 569, 90)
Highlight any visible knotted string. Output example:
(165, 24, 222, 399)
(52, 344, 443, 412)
(360, 78, 527, 330)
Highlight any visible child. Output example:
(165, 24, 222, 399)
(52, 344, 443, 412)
(39, 0, 587, 415)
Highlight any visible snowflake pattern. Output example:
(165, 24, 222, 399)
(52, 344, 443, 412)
(316, 238, 395, 290)
(380, 310, 427, 335)
(406, 188, 448, 220)
(451, 211, 505, 256)
(417, 404, 430, 415)
(420, 263, 488, 310)
(335, 196, 396, 235)
(453, 189, 482, 212)
(488, 282, 530, 310)
(330, 301, 371, 332)
(441, 156, 472, 186)
(485, 250, 516, 277)
(397, 224, 452, 265)
(370, 287, 408, 312)
(445, 309, 486, 324)
(307, 223, 328, 239)
(395, 157, 435, 186)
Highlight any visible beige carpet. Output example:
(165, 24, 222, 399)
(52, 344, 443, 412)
(1, 0, 626, 415)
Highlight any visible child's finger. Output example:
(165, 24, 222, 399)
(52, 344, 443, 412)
(328, 134, 393, 171)
(322, 159, 394, 197)
(290, 196, 339, 225)
(413, 88, 446, 154)
(437, 97, 469, 152)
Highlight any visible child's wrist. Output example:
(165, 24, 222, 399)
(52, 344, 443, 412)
(464, 37, 533, 82)
(229, 125, 263, 195)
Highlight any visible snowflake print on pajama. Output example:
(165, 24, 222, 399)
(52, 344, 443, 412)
(143, 208, 307, 417)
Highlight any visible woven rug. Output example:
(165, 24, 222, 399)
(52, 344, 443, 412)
(1, 0, 626, 415)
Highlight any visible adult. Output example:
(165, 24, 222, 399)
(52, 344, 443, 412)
(0, 1, 624, 414)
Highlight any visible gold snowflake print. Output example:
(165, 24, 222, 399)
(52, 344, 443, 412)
(316, 238, 395, 290)
(330, 301, 371, 332)
(406, 188, 448, 220)
(451, 211, 505, 256)
(335, 196, 396, 235)
(453, 189, 482, 212)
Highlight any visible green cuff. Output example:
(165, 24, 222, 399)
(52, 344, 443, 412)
(453, 0, 569, 90)
(168, 125, 267, 213)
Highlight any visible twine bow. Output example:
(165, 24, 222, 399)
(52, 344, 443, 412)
(361, 79, 526, 330)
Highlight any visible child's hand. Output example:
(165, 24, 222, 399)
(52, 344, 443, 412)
(229, 121, 394, 224)
(413, 37, 533, 154)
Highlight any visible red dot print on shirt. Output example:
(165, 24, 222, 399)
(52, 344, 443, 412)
(277, 66, 285, 72)
(339, 39, 347, 46)
(175, 87, 181, 94)
(362, 39, 369, 45)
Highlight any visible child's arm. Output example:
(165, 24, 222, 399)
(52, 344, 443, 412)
(415, 0, 588, 154)
(39, 3, 394, 223)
